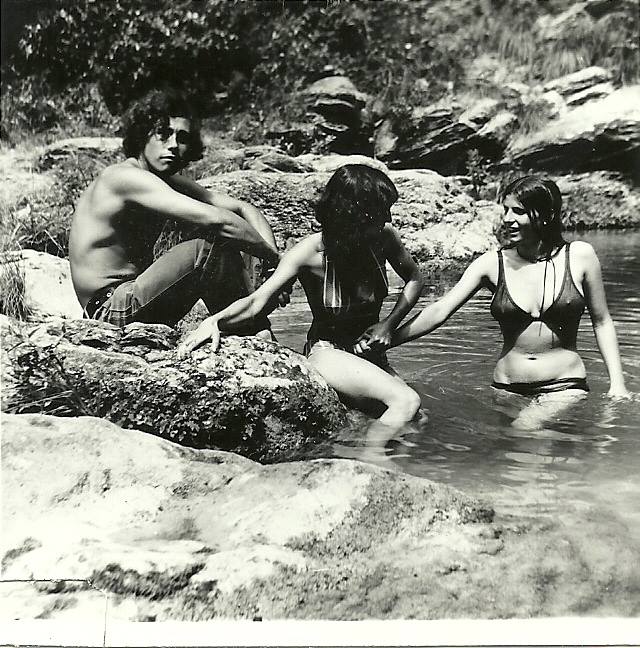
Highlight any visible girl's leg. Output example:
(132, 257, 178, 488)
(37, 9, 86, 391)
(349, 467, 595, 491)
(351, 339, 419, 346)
(512, 389, 588, 430)
(308, 347, 421, 447)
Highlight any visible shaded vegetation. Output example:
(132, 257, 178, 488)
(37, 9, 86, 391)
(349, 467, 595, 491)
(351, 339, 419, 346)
(2, 0, 638, 142)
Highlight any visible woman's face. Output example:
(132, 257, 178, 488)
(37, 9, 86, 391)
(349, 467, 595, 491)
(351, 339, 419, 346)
(501, 194, 536, 245)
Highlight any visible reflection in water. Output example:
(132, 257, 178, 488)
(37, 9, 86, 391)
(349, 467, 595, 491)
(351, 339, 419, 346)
(271, 230, 640, 542)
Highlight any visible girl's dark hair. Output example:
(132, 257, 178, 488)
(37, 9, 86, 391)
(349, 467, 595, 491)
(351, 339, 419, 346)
(121, 89, 204, 164)
(499, 175, 564, 252)
(315, 164, 398, 263)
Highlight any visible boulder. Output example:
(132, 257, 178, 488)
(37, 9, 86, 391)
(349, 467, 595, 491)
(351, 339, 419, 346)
(242, 151, 314, 174)
(459, 98, 502, 129)
(565, 82, 615, 108)
(200, 170, 502, 269)
(542, 66, 613, 100)
(374, 106, 478, 173)
(301, 76, 371, 154)
(0, 250, 82, 321)
(473, 111, 519, 159)
(302, 76, 369, 110)
(0, 316, 345, 463)
(295, 154, 389, 173)
(554, 171, 640, 229)
(6, 414, 640, 621)
(2, 413, 500, 621)
(505, 86, 640, 177)
(37, 137, 122, 171)
(264, 123, 317, 156)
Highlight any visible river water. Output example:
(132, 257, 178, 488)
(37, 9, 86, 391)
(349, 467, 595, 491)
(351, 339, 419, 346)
(270, 230, 640, 557)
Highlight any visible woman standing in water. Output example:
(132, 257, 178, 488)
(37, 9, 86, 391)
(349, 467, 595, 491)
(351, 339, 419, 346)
(375, 175, 629, 429)
(180, 164, 424, 444)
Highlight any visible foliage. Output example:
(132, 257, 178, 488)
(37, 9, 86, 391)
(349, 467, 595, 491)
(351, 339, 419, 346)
(5, 336, 94, 416)
(9, 0, 635, 127)
(2, 80, 117, 144)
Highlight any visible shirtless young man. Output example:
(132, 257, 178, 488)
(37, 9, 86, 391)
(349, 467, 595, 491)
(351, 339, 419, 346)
(69, 89, 281, 332)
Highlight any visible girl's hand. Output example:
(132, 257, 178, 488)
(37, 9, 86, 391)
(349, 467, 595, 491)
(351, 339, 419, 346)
(178, 317, 221, 357)
(354, 321, 393, 355)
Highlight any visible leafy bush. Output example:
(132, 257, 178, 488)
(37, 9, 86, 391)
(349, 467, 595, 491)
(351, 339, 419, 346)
(2, 0, 637, 149)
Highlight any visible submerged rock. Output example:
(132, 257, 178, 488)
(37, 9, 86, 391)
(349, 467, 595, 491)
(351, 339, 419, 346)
(2, 414, 496, 621)
(0, 316, 345, 462)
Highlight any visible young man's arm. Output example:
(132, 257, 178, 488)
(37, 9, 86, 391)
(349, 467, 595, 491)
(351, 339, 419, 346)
(167, 176, 277, 248)
(109, 165, 279, 266)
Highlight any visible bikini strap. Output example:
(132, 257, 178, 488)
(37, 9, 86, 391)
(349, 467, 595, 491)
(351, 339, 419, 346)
(496, 249, 505, 286)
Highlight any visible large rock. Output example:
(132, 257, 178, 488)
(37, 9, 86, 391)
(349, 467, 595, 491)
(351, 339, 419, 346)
(2, 413, 497, 621)
(542, 66, 613, 99)
(473, 111, 519, 160)
(554, 172, 640, 229)
(301, 76, 371, 154)
(295, 153, 389, 173)
(5, 414, 640, 621)
(37, 137, 122, 170)
(200, 170, 502, 268)
(505, 86, 640, 177)
(374, 106, 477, 173)
(0, 316, 345, 463)
(0, 250, 82, 321)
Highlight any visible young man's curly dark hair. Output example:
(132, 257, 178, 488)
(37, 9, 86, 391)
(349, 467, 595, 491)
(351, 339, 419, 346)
(121, 89, 205, 164)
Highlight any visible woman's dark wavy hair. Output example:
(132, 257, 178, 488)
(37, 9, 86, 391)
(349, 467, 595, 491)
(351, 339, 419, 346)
(499, 175, 565, 253)
(121, 89, 204, 164)
(315, 164, 398, 264)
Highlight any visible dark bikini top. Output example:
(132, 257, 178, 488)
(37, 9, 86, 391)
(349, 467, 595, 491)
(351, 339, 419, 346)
(301, 246, 389, 345)
(490, 242, 586, 348)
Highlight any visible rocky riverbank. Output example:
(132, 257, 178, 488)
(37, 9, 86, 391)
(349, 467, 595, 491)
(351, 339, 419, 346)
(4, 413, 639, 622)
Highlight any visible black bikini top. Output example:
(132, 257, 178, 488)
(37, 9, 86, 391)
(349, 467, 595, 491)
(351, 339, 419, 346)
(490, 242, 586, 347)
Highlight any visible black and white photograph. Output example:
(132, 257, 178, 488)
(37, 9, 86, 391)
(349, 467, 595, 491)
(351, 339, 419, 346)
(1, 0, 639, 645)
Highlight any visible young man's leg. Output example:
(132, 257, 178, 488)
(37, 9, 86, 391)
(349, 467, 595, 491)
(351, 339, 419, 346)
(96, 238, 269, 331)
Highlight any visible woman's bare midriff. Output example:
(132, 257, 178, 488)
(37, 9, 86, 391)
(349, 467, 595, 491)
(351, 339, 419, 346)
(493, 347, 586, 384)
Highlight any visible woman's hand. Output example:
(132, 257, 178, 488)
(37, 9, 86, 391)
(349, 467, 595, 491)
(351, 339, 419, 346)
(178, 317, 221, 357)
(354, 321, 394, 356)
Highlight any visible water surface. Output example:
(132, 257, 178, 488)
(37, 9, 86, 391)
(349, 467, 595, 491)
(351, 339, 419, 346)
(271, 231, 640, 558)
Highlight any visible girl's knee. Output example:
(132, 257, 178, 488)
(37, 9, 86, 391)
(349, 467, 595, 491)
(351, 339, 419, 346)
(388, 384, 421, 420)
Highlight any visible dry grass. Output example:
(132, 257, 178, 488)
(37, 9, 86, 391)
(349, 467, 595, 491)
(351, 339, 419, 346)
(0, 218, 30, 320)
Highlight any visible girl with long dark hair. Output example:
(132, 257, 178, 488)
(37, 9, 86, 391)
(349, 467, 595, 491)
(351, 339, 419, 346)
(180, 164, 424, 444)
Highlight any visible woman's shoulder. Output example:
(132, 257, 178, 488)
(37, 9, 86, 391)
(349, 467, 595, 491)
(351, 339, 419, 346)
(567, 239, 599, 266)
(473, 248, 501, 270)
(285, 232, 324, 266)
(568, 239, 596, 256)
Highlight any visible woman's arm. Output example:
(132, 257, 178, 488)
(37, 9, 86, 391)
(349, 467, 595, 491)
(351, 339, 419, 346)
(390, 251, 494, 347)
(354, 226, 423, 354)
(178, 237, 315, 355)
(578, 242, 629, 398)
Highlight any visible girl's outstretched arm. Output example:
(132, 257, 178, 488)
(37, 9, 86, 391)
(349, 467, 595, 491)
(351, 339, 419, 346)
(390, 251, 494, 347)
(178, 237, 315, 355)
(578, 242, 630, 398)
